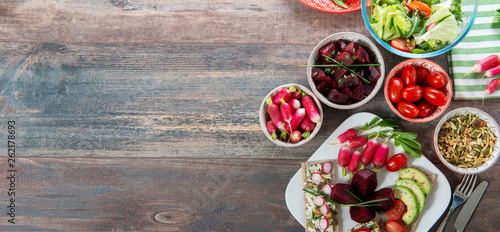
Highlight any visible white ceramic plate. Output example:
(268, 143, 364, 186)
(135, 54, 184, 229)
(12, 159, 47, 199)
(285, 112, 451, 231)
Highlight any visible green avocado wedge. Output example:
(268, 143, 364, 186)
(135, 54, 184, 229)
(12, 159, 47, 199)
(393, 186, 419, 225)
(398, 168, 431, 195)
(395, 179, 426, 214)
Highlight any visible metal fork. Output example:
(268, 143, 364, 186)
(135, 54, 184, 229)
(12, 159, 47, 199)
(436, 174, 477, 232)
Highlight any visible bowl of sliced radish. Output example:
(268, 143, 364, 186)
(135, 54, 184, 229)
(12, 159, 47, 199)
(259, 84, 323, 147)
(307, 32, 385, 110)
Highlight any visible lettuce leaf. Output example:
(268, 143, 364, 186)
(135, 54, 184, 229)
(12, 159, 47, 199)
(414, 5, 458, 50)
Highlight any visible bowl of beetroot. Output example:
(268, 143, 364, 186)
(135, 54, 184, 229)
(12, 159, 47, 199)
(384, 59, 452, 123)
(259, 84, 323, 147)
(307, 32, 385, 110)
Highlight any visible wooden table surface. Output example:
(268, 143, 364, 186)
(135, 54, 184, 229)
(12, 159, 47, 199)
(0, 1, 498, 231)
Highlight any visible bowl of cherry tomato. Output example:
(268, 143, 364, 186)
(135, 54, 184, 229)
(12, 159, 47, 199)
(384, 59, 452, 123)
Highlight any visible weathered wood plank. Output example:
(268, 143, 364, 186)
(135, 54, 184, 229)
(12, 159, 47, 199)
(0, 157, 497, 231)
(2, 42, 499, 160)
(0, 157, 303, 231)
(0, 0, 367, 44)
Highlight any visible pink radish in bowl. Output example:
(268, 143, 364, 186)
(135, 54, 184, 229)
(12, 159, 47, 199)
(266, 101, 286, 131)
(300, 116, 316, 139)
(290, 130, 302, 143)
(272, 87, 294, 106)
(285, 108, 306, 133)
(280, 100, 293, 123)
(266, 121, 277, 140)
(288, 98, 301, 112)
(302, 95, 321, 123)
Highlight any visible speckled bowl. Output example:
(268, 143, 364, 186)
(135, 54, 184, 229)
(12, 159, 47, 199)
(433, 107, 500, 174)
(259, 84, 323, 147)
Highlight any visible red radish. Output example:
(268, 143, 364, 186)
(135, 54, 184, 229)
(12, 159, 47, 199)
(348, 150, 361, 173)
(290, 130, 302, 143)
(322, 162, 332, 174)
(288, 98, 301, 112)
(335, 128, 357, 144)
(319, 204, 330, 215)
(279, 100, 293, 123)
(338, 145, 352, 176)
(372, 141, 389, 172)
(426, 22, 436, 32)
(285, 108, 306, 133)
(462, 54, 500, 79)
(348, 136, 368, 149)
(311, 172, 323, 183)
(266, 121, 278, 140)
(272, 87, 293, 106)
(290, 90, 302, 99)
(485, 78, 500, 95)
(301, 116, 316, 133)
(314, 195, 325, 206)
(302, 95, 321, 123)
(322, 183, 333, 196)
(267, 103, 285, 131)
(319, 218, 329, 230)
(484, 64, 500, 78)
(360, 138, 379, 167)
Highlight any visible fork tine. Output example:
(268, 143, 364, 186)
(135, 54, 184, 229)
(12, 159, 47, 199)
(457, 175, 470, 192)
(464, 175, 477, 196)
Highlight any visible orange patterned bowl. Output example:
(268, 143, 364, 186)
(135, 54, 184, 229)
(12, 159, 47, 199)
(384, 59, 452, 123)
(299, 0, 361, 14)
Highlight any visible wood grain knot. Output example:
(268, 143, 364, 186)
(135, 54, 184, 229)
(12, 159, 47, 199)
(152, 210, 196, 225)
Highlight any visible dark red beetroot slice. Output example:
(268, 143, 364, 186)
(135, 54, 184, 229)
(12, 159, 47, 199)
(350, 206, 376, 223)
(319, 41, 337, 63)
(344, 41, 357, 55)
(355, 45, 371, 64)
(332, 67, 348, 83)
(351, 169, 378, 198)
(338, 73, 360, 89)
(330, 183, 361, 204)
(311, 68, 329, 82)
(351, 81, 364, 101)
(366, 66, 381, 83)
(327, 88, 349, 104)
(365, 187, 395, 212)
(316, 78, 332, 93)
(336, 52, 355, 66)
(363, 81, 376, 96)
(336, 39, 347, 52)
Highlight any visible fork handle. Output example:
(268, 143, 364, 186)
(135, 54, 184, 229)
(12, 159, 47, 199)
(436, 208, 454, 232)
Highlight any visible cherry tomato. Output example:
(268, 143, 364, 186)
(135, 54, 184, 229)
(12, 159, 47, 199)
(401, 85, 423, 102)
(423, 87, 447, 106)
(352, 230, 372, 232)
(390, 38, 415, 53)
(415, 67, 428, 85)
(416, 101, 435, 118)
(386, 220, 406, 232)
(388, 199, 406, 221)
(407, 1, 432, 17)
(401, 66, 417, 86)
(388, 78, 404, 103)
(426, 71, 446, 88)
(397, 101, 419, 118)
(386, 153, 408, 172)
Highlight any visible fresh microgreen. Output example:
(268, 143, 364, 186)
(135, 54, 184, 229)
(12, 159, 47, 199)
(297, 64, 381, 67)
(321, 54, 371, 84)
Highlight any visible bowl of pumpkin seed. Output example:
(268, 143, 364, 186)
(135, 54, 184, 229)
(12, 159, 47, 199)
(433, 107, 500, 174)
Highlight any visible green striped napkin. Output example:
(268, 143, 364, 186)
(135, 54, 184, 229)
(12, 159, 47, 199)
(448, 0, 500, 100)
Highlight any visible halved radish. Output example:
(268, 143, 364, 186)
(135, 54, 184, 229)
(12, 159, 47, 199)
(322, 183, 333, 196)
(311, 172, 322, 182)
(322, 162, 332, 174)
(319, 218, 329, 230)
(319, 204, 330, 215)
(314, 195, 325, 206)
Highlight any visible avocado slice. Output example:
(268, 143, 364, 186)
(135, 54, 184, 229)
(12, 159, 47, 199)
(393, 186, 419, 225)
(398, 168, 431, 195)
(395, 179, 426, 214)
